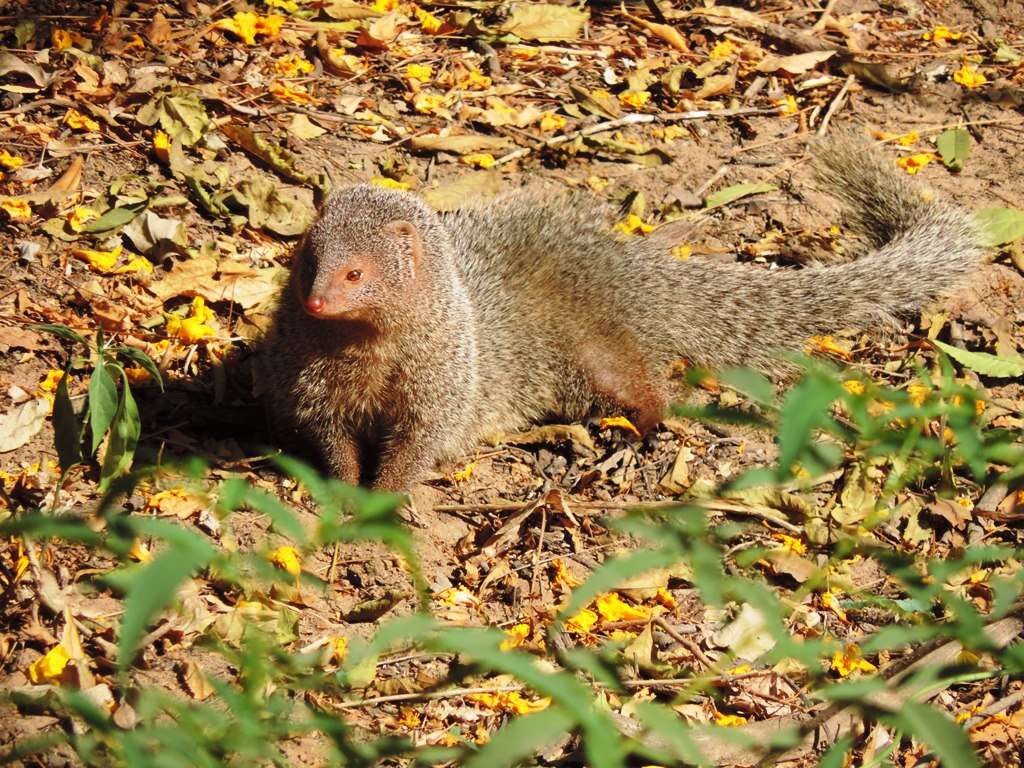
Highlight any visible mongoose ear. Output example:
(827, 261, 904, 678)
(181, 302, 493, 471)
(384, 220, 423, 267)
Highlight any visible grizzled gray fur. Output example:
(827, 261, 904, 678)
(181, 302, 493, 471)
(261, 136, 982, 490)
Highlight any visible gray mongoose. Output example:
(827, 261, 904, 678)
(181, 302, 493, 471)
(260, 137, 982, 490)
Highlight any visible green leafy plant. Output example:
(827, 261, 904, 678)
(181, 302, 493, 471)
(32, 324, 163, 489)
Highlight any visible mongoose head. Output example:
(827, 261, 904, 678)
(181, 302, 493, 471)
(295, 185, 438, 323)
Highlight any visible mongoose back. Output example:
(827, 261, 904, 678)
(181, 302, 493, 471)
(261, 137, 982, 490)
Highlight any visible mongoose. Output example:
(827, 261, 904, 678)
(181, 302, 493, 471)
(261, 137, 982, 490)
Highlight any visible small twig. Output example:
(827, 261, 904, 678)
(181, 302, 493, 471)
(653, 616, 716, 669)
(528, 505, 548, 599)
(816, 74, 855, 136)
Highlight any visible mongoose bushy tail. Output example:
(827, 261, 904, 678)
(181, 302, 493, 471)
(261, 136, 983, 489)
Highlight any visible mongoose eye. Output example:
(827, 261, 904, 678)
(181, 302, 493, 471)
(346, 269, 363, 283)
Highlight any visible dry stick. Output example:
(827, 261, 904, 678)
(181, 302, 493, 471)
(816, 74, 856, 136)
(493, 107, 783, 166)
(653, 616, 716, 669)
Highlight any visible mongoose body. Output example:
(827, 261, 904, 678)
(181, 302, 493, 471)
(262, 139, 982, 490)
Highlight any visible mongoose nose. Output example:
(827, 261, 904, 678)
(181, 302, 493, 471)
(305, 296, 326, 314)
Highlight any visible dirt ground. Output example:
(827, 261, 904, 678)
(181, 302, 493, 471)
(1, 0, 1024, 765)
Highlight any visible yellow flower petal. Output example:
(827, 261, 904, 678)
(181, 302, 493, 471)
(460, 153, 495, 169)
(269, 545, 302, 578)
(895, 153, 936, 174)
(1, 198, 32, 221)
(539, 112, 567, 132)
(599, 415, 641, 437)
(709, 40, 739, 60)
(404, 63, 433, 82)
(613, 213, 654, 236)
(0, 150, 24, 170)
(68, 206, 98, 232)
(28, 645, 71, 684)
(714, 712, 747, 727)
(414, 6, 444, 34)
(619, 90, 651, 108)
(269, 81, 322, 105)
(371, 177, 410, 191)
(831, 644, 877, 677)
(74, 244, 123, 273)
(501, 623, 530, 651)
(595, 592, 651, 623)
(64, 109, 100, 132)
(952, 64, 987, 89)
(273, 53, 314, 77)
(565, 607, 598, 634)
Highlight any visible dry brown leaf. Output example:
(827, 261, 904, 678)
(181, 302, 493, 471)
(757, 51, 835, 75)
(149, 256, 282, 310)
(410, 134, 513, 155)
(181, 660, 215, 700)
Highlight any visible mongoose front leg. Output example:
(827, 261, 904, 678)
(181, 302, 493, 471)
(372, 422, 439, 491)
(320, 425, 362, 486)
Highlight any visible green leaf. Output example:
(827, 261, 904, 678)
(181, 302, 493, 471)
(933, 340, 1024, 378)
(219, 478, 307, 545)
(704, 183, 777, 209)
(30, 323, 86, 344)
(463, 707, 575, 768)
(632, 702, 708, 765)
(719, 368, 776, 407)
(115, 346, 164, 391)
(935, 128, 969, 171)
(975, 207, 1024, 247)
(818, 735, 854, 768)
(99, 374, 141, 490)
(81, 201, 147, 233)
(52, 370, 82, 473)
(882, 701, 980, 768)
(88, 361, 118, 455)
(112, 529, 215, 669)
(776, 374, 840, 478)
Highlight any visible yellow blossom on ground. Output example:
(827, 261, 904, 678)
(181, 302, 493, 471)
(213, 12, 284, 44)
(28, 645, 71, 684)
(266, 0, 300, 11)
(404, 63, 433, 83)
(68, 207, 98, 232)
(614, 213, 655, 236)
(586, 175, 608, 192)
(269, 81, 322, 105)
(843, 380, 866, 396)
(565, 607, 599, 634)
(672, 244, 693, 260)
(806, 335, 852, 360)
(371, 0, 398, 11)
(714, 712, 748, 727)
(599, 415, 641, 438)
(453, 461, 477, 482)
(36, 370, 68, 403)
(415, 6, 444, 33)
(371, 177, 410, 191)
(831, 644, 877, 677)
(413, 92, 446, 114)
(460, 153, 495, 169)
(128, 539, 152, 562)
(896, 130, 919, 146)
(923, 26, 962, 44)
(458, 69, 492, 90)
(773, 533, 807, 555)
(619, 90, 651, 109)
(539, 112, 567, 132)
(273, 53, 314, 77)
(953, 64, 987, 89)
(152, 129, 171, 162)
(329, 636, 348, 662)
(74, 244, 122, 273)
(64, 109, 100, 132)
(501, 623, 530, 651)
(0, 150, 23, 170)
(653, 125, 687, 141)
(776, 94, 798, 115)
(52, 29, 74, 50)
(396, 707, 421, 728)
(551, 558, 581, 590)
(906, 383, 930, 407)
(653, 587, 677, 610)
(821, 591, 847, 622)
(896, 153, 936, 174)
(166, 297, 216, 344)
(468, 691, 550, 715)
(115, 256, 153, 275)
(270, 546, 302, 578)
(709, 40, 739, 60)
(595, 592, 651, 623)
(122, 34, 145, 52)
(1, 198, 32, 221)
(123, 366, 152, 384)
